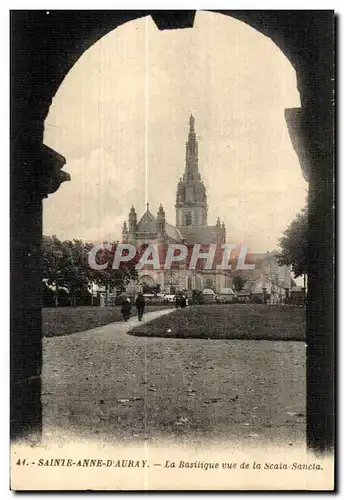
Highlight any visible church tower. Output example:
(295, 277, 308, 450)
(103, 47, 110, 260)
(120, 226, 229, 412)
(128, 205, 137, 239)
(156, 204, 166, 235)
(175, 115, 208, 227)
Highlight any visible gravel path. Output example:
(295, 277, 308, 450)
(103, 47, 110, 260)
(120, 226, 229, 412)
(42, 308, 306, 448)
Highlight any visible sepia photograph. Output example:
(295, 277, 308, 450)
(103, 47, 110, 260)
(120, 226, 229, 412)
(10, 9, 335, 491)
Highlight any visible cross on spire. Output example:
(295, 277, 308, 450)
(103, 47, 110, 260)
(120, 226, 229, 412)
(189, 114, 195, 132)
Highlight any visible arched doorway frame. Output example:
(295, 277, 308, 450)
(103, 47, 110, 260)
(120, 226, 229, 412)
(11, 10, 334, 452)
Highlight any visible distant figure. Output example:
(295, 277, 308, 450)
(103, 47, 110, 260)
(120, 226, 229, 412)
(175, 295, 181, 309)
(121, 298, 131, 322)
(135, 293, 145, 322)
(180, 295, 187, 308)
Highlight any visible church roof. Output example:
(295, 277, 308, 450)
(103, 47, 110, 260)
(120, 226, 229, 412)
(135, 208, 183, 242)
(165, 222, 183, 242)
(219, 288, 235, 295)
(178, 225, 225, 245)
(136, 209, 156, 233)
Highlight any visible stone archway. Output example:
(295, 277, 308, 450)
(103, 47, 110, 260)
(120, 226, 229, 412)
(139, 275, 156, 287)
(11, 10, 334, 452)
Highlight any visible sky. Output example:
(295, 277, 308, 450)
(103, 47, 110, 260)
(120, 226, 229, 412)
(43, 11, 307, 252)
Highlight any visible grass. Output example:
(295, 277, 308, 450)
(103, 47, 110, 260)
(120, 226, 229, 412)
(128, 304, 306, 341)
(43, 304, 306, 445)
(42, 305, 169, 337)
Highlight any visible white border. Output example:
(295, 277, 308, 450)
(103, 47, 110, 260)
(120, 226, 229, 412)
(2, 4, 340, 499)
(1, 2, 342, 10)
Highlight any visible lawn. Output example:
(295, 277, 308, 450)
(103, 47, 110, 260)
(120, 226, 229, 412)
(42, 305, 169, 337)
(43, 306, 306, 447)
(128, 304, 306, 341)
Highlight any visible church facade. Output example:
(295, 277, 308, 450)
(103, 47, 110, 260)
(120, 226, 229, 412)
(121, 115, 230, 294)
(121, 115, 293, 299)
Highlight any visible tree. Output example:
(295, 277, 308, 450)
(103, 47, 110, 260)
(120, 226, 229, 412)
(88, 243, 139, 300)
(232, 275, 247, 293)
(42, 235, 69, 306)
(42, 236, 90, 306)
(42, 238, 143, 306)
(277, 208, 308, 278)
(63, 239, 91, 306)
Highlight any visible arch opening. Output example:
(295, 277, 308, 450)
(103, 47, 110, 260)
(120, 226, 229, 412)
(10, 8, 333, 454)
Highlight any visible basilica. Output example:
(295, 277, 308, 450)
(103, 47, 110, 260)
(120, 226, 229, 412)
(121, 115, 293, 301)
(121, 115, 230, 294)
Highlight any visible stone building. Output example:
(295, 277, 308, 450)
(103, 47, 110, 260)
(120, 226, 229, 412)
(121, 115, 229, 293)
(232, 251, 293, 304)
(121, 116, 293, 299)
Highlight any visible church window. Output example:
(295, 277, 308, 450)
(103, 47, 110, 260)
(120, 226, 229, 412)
(185, 213, 192, 226)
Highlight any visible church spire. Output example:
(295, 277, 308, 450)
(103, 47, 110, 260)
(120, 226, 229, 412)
(189, 114, 195, 132)
(185, 114, 199, 176)
(175, 115, 208, 227)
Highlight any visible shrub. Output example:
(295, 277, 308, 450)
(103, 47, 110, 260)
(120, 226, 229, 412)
(192, 290, 204, 305)
(251, 295, 264, 304)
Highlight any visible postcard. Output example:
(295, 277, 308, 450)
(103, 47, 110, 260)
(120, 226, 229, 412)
(10, 9, 335, 491)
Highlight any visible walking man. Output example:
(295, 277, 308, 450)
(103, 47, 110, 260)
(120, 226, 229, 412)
(180, 295, 187, 308)
(135, 293, 146, 321)
(121, 297, 132, 322)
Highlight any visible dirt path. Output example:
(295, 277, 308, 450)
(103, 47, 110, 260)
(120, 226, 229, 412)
(42, 307, 306, 448)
